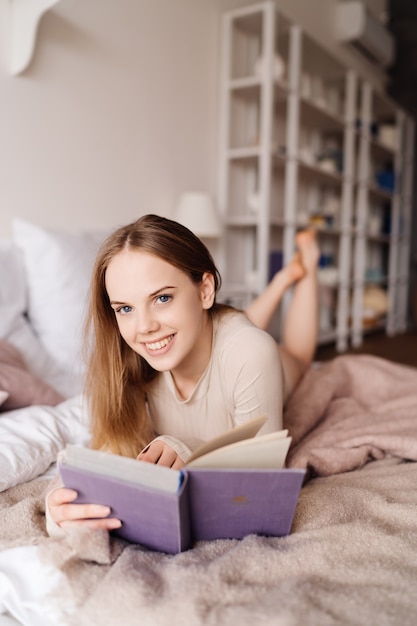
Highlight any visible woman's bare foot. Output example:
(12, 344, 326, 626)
(269, 229, 318, 291)
(295, 228, 319, 275)
(245, 228, 319, 331)
(286, 251, 306, 282)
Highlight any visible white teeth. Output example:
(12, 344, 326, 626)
(146, 335, 173, 351)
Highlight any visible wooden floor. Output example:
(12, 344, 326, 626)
(316, 328, 417, 369)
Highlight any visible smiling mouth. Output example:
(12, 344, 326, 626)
(145, 334, 174, 351)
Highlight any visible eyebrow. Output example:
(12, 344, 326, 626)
(109, 285, 177, 306)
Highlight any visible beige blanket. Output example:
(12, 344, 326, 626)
(1, 355, 417, 626)
(284, 354, 417, 476)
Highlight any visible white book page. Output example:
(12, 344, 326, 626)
(186, 415, 268, 464)
(187, 431, 291, 469)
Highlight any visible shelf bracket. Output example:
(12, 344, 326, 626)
(0, 0, 60, 75)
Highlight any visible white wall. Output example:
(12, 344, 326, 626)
(0, 0, 390, 237)
(0, 0, 221, 236)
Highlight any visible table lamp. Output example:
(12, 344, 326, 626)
(174, 192, 222, 238)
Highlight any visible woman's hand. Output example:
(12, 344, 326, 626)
(137, 440, 184, 469)
(47, 487, 122, 530)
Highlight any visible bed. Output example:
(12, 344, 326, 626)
(1, 219, 417, 626)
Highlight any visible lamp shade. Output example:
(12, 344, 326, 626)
(174, 192, 222, 238)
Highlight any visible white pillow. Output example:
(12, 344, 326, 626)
(3, 315, 77, 398)
(0, 238, 73, 395)
(12, 219, 108, 383)
(0, 239, 27, 337)
(0, 394, 91, 492)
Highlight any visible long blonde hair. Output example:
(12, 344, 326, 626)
(84, 214, 224, 457)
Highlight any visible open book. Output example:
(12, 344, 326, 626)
(58, 416, 305, 554)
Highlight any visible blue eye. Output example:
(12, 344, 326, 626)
(115, 305, 132, 315)
(157, 294, 171, 304)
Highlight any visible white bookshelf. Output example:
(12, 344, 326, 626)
(351, 85, 414, 346)
(217, 1, 414, 351)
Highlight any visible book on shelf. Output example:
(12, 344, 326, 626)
(58, 415, 306, 554)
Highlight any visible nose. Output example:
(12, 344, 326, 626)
(135, 306, 159, 336)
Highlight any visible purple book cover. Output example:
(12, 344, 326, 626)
(186, 468, 306, 542)
(59, 462, 305, 553)
(59, 464, 191, 554)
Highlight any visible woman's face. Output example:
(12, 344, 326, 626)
(105, 248, 215, 383)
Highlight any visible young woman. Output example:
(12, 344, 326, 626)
(47, 214, 319, 533)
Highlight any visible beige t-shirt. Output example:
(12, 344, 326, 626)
(146, 311, 284, 461)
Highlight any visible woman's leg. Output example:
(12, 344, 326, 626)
(281, 229, 319, 366)
(245, 253, 305, 331)
(278, 229, 319, 397)
(245, 229, 320, 399)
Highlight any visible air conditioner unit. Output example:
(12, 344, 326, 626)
(335, 1, 395, 68)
